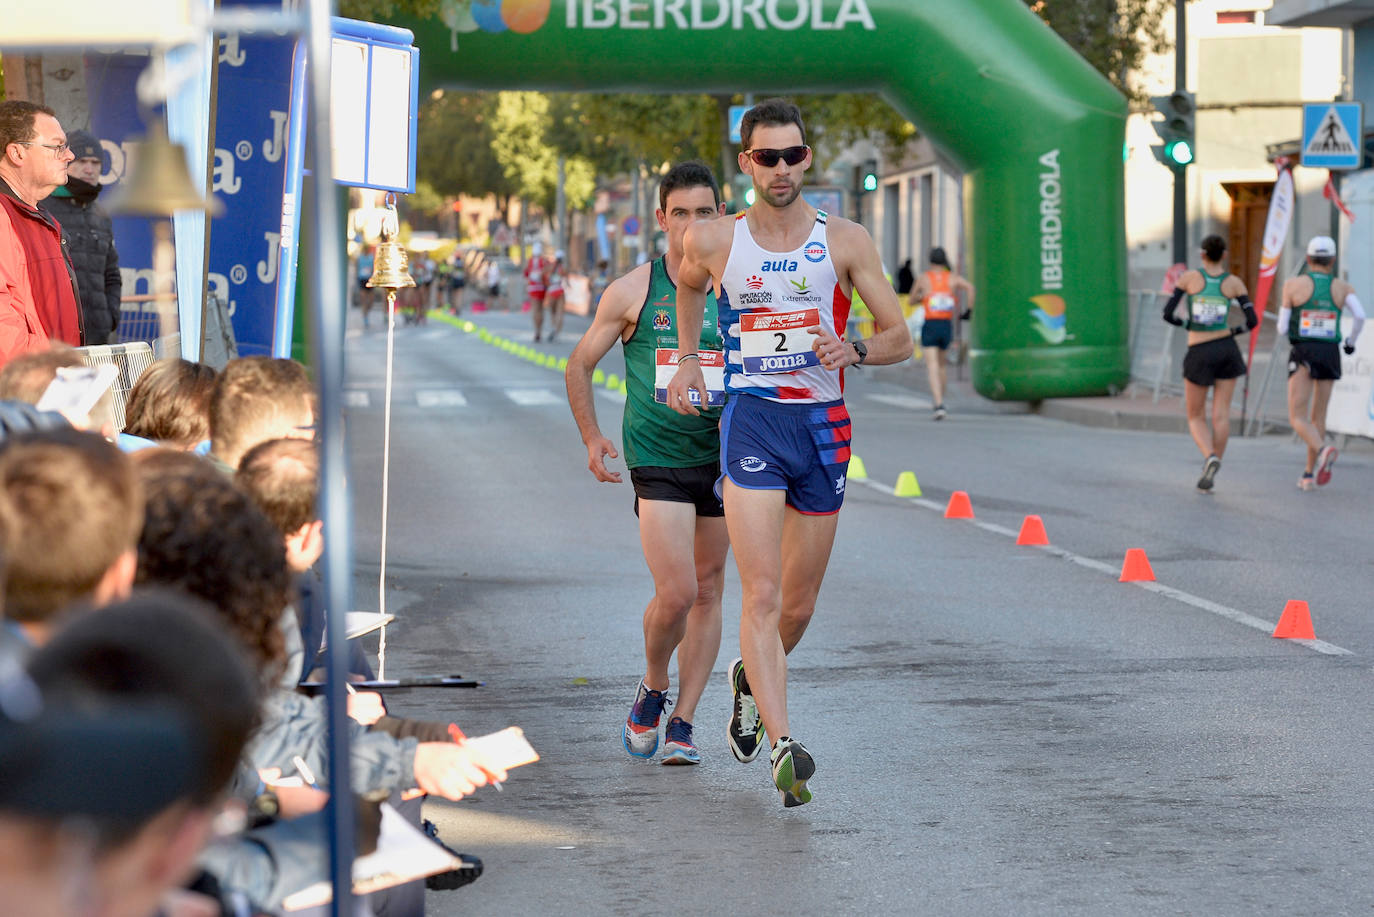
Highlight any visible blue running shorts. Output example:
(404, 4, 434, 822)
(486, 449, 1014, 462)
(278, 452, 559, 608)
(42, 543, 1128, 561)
(719, 395, 851, 515)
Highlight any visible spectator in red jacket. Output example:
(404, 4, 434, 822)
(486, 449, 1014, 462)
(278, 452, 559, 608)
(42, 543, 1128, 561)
(0, 203, 47, 365)
(0, 101, 83, 350)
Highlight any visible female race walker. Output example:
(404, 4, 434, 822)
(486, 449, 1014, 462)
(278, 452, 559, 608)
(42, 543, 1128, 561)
(1162, 234, 1258, 493)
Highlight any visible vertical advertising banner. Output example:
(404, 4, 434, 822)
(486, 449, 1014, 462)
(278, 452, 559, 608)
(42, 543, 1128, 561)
(85, 53, 156, 329)
(210, 0, 294, 356)
(1250, 163, 1295, 367)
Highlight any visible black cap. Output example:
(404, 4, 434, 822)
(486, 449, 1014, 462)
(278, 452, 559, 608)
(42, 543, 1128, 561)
(65, 130, 101, 161)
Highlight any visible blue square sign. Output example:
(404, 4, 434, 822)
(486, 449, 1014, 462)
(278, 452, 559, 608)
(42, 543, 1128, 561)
(729, 105, 748, 145)
(1302, 102, 1363, 169)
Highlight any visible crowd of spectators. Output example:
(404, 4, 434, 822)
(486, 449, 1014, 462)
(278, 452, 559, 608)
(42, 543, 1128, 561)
(0, 353, 505, 916)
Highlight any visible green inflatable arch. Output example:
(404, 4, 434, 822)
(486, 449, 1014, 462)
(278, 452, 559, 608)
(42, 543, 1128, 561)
(401, 0, 1130, 400)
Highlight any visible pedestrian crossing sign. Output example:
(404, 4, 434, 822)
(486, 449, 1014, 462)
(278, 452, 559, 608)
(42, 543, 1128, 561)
(1302, 102, 1363, 169)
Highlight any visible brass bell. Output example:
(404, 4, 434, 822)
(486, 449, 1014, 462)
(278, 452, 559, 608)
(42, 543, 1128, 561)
(367, 198, 415, 291)
(105, 123, 222, 217)
(367, 241, 415, 290)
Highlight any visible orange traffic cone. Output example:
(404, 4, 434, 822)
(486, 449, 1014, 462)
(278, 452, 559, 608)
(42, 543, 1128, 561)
(944, 491, 974, 519)
(1273, 600, 1315, 640)
(1118, 548, 1155, 582)
(1016, 515, 1049, 546)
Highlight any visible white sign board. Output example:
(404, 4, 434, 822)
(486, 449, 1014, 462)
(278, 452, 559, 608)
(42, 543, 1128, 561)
(3, 0, 194, 47)
(1327, 170, 1374, 438)
(330, 36, 417, 193)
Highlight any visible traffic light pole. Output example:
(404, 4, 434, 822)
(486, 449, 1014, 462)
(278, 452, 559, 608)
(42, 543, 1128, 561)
(1172, 0, 1187, 266)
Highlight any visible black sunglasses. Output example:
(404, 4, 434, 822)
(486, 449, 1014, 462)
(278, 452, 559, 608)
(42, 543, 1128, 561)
(744, 145, 809, 167)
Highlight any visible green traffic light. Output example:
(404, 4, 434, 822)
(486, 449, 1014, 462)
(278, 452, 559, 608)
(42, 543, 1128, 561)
(1165, 139, 1194, 166)
(862, 173, 878, 192)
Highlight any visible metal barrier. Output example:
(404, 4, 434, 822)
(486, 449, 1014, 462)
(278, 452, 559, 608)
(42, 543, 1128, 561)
(1126, 289, 1183, 402)
(118, 294, 168, 346)
(118, 293, 237, 367)
(76, 341, 155, 432)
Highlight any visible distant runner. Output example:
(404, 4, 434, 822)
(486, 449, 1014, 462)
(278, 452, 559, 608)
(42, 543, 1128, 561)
(1280, 236, 1364, 489)
(1161, 234, 1256, 493)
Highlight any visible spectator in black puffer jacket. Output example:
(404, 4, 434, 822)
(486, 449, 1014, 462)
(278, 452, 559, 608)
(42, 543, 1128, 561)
(41, 130, 120, 344)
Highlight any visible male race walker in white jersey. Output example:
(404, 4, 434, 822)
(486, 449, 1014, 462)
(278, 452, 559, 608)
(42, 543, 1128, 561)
(667, 99, 912, 806)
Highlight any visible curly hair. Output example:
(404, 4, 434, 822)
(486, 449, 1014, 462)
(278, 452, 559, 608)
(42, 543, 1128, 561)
(133, 450, 290, 682)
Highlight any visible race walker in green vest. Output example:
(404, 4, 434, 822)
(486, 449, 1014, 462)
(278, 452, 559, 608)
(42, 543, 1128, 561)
(565, 162, 728, 766)
(1279, 235, 1366, 490)
(1162, 234, 1256, 493)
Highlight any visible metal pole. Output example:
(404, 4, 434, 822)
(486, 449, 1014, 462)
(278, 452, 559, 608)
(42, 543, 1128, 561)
(1172, 0, 1187, 266)
(302, 1, 356, 912)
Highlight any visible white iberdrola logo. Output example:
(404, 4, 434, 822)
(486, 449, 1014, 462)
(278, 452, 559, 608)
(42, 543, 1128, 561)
(567, 0, 876, 31)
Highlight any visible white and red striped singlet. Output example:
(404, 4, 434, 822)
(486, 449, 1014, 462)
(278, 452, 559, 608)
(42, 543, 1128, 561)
(717, 210, 851, 403)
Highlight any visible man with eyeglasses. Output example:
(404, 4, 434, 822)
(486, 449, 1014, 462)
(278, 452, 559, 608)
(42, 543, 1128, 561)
(0, 101, 83, 357)
(666, 98, 911, 807)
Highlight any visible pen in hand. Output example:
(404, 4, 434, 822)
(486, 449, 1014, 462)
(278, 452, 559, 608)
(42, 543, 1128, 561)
(292, 755, 319, 789)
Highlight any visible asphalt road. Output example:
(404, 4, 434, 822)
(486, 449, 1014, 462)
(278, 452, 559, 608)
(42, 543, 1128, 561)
(341, 306, 1374, 916)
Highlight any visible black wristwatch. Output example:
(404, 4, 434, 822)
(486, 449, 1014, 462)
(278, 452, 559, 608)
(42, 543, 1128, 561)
(852, 340, 868, 365)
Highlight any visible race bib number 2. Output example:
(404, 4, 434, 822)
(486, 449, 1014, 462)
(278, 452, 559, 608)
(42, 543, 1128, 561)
(740, 309, 822, 375)
(654, 349, 725, 407)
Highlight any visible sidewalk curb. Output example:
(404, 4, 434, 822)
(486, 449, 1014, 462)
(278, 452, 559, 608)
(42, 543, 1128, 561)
(1033, 399, 1191, 434)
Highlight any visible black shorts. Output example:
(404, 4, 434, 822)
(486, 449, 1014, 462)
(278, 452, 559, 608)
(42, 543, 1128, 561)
(630, 463, 724, 518)
(1288, 340, 1342, 380)
(921, 318, 953, 349)
(1182, 336, 1247, 386)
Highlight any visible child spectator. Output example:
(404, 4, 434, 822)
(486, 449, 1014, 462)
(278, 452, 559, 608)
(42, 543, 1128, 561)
(207, 356, 314, 472)
(236, 436, 373, 682)
(120, 358, 218, 452)
(0, 428, 141, 651)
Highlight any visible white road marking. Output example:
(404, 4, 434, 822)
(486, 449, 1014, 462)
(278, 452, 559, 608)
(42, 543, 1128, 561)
(868, 392, 933, 410)
(855, 478, 1354, 657)
(416, 389, 468, 407)
(505, 388, 564, 406)
(344, 390, 370, 408)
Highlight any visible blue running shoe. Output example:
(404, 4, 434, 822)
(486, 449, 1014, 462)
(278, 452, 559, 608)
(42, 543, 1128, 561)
(622, 681, 670, 759)
(661, 716, 700, 765)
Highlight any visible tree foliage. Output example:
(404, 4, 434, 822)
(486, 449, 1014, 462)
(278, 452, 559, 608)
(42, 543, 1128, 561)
(791, 93, 917, 160)
(1023, 0, 1172, 104)
(416, 90, 514, 202)
(488, 92, 596, 219)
